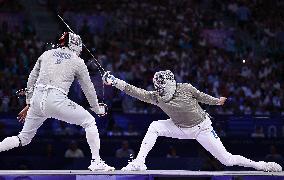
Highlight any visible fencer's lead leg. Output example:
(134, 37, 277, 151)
(47, 94, 114, 171)
(136, 124, 158, 163)
(196, 123, 282, 172)
(123, 120, 187, 171)
(83, 118, 115, 171)
(85, 120, 114, 171)
(85, 121, 100, 160)
(122, 121, 159, 171)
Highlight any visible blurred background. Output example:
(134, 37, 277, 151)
(0, 0, 283, 171)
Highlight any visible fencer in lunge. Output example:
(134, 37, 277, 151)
(0, 32, 114, 171)
(103, 70, 282, 172)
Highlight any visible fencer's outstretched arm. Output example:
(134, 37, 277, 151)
(186, 83, 225, 105)
(26, 55, 43, 105)
(103, 72, 158, 105)
(123, 83, 158, 105)
(76, 59, 101, 112)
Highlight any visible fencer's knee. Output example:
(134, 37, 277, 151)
(17, 133, 33, 146)
(81, 116, 97, 129)
(148, 121, 160, 134)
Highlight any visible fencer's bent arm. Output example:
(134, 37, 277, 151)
(26, 58, 41, 105)
(76, 61, 100, 109)
(114, 80, 158, 105)
(187, 83, 219, 105)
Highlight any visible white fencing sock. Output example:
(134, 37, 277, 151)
(0, 136, 20, 152)
(85, 125, 100, 160)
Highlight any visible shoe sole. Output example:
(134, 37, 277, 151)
(121, 168, 147, 171)
(88, 167, 115, 171)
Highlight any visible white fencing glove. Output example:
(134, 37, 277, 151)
(103, 71, 116, 85)
(102, 71, 126, 90)
(90, 103, 107, 116)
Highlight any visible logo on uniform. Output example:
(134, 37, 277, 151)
(68, 101, 77, 109)
(211, 130, 219, 139)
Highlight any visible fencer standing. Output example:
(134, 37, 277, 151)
(0, 32, 114, 171)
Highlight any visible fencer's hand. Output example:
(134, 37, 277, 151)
(91, 103, 107, 116)
(97, 104, 106, 116)
(218, 97, 227, 105)
(17, 105, 30, 123)
(102, 71, 116, 85)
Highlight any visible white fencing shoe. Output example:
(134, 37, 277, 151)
(88, 159, 115, 171)
(265, 162, 282, 172)
(257, 161, 282, 172)
(121, 159, 147, 171)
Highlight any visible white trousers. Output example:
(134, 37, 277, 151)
(0, 86, 101, 159)
(136, 117, 261, 169)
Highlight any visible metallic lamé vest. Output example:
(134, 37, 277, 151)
(26, 47, 99, 109)
(120, 83, 219, 128)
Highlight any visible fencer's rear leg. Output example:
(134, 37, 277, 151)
(196, 126, 282, 172)
(0, 107, 46, 152)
